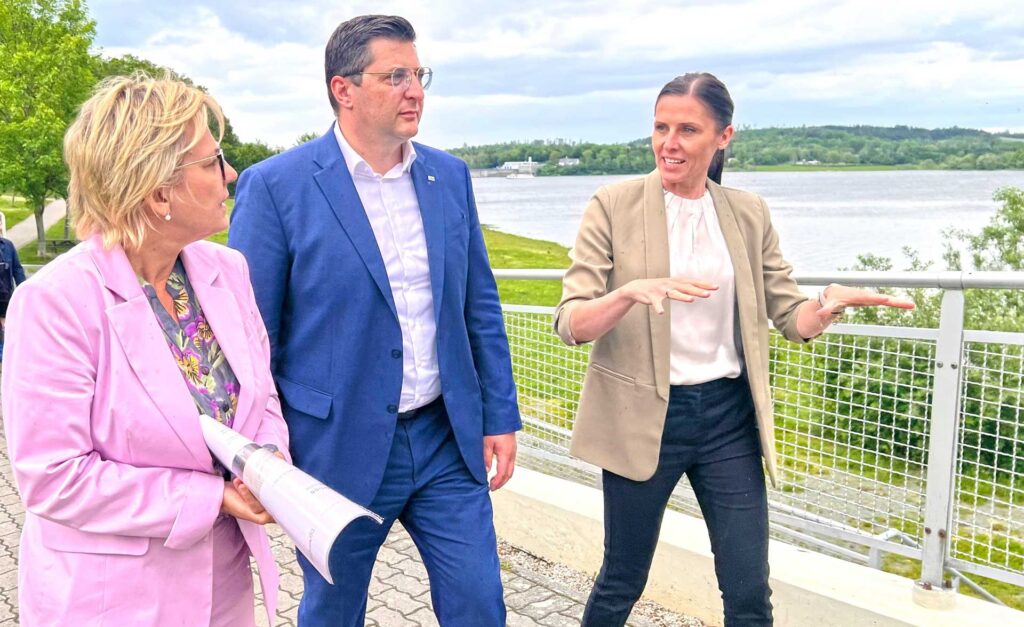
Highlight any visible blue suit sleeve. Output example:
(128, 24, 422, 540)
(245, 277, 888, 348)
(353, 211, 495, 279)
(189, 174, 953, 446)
(10, 243, 25, 285)
(460, 163, 522, 435)
(228, 167, 289, 372)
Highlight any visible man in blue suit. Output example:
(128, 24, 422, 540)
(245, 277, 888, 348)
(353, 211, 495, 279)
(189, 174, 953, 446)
(228, 14, 521, 626)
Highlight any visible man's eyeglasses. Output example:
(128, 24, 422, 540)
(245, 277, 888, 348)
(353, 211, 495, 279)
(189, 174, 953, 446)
(347, 67, 433, 91)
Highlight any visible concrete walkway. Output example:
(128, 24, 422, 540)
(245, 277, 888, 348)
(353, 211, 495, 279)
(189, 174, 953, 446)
(5, 198, 67, 249)
(0, 431, 696, 626)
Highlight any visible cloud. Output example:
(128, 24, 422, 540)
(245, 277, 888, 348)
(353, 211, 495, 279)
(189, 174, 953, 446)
(88, 0, 1024, 148)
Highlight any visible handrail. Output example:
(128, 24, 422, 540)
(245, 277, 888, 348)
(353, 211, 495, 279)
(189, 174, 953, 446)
(492, 269, 1024, 289)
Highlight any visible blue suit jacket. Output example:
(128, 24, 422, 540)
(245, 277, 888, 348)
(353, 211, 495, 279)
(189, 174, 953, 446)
(228, 131, 521, 505)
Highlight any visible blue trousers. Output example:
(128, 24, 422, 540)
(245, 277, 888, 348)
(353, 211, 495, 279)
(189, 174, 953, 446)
(583, 376, 773, 627)
(296, 400, 505, 626)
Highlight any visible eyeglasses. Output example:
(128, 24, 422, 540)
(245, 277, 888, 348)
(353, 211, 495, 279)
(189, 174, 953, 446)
(347, 67, 433, 90)
(176, 148, 226, 183)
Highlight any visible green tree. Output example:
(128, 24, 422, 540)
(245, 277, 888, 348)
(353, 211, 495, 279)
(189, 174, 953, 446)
(294, 131, 319, 146)
(0, 0, 95, 256)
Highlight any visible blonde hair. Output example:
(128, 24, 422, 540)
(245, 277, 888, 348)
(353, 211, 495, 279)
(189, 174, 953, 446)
(64, 73, 225, 250)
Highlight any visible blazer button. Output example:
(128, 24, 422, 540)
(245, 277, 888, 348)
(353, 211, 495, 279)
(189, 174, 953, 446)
(387, 404, 398, 414)
(391, 349, 402, 359)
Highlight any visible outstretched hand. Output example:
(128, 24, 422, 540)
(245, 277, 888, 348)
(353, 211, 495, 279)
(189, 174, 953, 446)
(622, 277, 718, 315)
(816, 284, 916, 317)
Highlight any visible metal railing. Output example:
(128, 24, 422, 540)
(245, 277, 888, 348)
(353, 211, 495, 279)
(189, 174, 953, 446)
(494, 269, 1024, 604)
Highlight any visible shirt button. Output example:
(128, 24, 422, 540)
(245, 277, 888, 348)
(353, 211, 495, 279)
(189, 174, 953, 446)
(392, 349, 402, 359)
(387, 404, 398, 414)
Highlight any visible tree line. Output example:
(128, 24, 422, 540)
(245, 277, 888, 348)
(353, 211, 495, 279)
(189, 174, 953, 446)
(0, 0, 282, 255)
(449, 126, 1024, 175)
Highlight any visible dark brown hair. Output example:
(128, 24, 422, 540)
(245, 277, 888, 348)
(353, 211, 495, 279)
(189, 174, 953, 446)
(325, 15, 416, 113)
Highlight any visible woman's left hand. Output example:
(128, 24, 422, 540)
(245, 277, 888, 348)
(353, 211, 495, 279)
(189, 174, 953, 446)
(815, 283, 916, 317)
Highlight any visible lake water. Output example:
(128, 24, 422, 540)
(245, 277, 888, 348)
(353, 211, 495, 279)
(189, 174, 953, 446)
(472, 170, 1024, 271)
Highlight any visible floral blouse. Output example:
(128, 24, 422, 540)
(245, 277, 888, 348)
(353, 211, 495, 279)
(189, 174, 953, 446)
(140, 258, 240, 428)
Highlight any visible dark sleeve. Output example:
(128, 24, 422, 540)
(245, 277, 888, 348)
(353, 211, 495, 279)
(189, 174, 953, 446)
(10, 242, 26, 285)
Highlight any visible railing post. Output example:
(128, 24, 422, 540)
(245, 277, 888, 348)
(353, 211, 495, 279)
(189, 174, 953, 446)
(915, 289, 965, 607)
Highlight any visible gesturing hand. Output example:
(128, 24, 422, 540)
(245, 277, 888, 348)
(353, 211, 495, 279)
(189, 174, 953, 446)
(815, 284, 916, 317)
(622, 277, 718, 315)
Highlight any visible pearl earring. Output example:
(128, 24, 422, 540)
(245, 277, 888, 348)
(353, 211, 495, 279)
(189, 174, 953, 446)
(164, 211, 171, 222)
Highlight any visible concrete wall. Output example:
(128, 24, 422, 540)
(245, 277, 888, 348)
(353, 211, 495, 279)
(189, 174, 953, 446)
(492, 467, 1022, 627)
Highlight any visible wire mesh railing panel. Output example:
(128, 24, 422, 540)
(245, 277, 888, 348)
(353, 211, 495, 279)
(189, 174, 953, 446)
(953, 341, 1024, 576)
(769, 331, 935, 541)
(503, 308, 596, 486)
(499, 302, 1024, 592)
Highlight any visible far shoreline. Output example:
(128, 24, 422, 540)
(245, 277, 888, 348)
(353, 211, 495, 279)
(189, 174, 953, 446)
(472, 165, 1024, 178)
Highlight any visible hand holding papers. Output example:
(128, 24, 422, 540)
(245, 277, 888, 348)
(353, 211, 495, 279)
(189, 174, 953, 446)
(200, 415, 383, 584)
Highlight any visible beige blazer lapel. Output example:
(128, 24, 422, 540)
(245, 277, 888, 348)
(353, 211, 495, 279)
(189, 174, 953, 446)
(707, 180, 758, 356)
(641, 170, 671, 400)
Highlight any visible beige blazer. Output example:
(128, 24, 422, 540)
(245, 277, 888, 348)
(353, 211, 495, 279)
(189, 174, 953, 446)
(555, 171, 810, 486)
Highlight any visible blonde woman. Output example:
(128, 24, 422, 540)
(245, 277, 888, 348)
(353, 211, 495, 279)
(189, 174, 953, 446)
(1, 75, 289, 626)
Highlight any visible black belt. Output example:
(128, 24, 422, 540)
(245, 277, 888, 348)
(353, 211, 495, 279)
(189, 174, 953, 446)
(397, 395, 443, 420)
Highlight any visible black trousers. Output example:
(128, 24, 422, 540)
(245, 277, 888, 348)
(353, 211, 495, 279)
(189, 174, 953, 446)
(582, 376, 773, 626)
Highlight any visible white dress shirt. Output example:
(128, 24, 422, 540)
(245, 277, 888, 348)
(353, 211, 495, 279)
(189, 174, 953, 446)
(334, 124, 440, 411)
(665, 189, 742, 385)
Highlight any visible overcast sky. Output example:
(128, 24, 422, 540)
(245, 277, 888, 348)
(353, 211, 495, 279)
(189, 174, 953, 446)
(89, 0, 1024, 150)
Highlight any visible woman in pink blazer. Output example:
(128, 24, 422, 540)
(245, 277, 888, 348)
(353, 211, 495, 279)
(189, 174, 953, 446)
(1, 75, 289, 626)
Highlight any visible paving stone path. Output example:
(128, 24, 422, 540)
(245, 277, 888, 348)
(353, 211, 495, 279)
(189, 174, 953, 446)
(0, 432, 695, 626)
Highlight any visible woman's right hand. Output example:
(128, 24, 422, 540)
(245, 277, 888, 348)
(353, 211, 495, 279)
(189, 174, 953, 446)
(220, 479, 274, 525)
(620, 277, 718, 315)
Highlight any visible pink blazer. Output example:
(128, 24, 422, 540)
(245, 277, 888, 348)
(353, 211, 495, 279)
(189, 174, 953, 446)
(1, 235, 290, 626)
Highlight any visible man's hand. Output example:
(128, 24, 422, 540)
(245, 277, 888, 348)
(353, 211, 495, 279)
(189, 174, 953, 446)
(483, 432, 517, 491)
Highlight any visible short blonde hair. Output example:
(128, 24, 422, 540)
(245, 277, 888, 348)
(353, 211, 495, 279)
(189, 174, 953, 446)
(64, 73, 225, 250)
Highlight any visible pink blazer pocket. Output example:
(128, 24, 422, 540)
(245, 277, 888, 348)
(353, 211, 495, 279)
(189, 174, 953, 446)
(39, 519, 149, 555)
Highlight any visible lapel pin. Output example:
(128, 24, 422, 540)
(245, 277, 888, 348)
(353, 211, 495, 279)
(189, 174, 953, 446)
(427, 175, 436, 182)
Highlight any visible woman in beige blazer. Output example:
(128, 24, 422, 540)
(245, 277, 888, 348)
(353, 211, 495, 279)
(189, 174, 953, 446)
(555, 73, 913, 627)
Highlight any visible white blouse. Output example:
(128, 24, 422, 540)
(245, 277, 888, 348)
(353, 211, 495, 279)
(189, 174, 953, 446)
(665, 189, 742, 385)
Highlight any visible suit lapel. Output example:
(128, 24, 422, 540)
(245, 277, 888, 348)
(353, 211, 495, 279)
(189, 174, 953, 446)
(411, 155, 445, 324)
(92, 239, 212, 469)
(181, 246, 257, 437)
(642, 170, 671, 400)
(707, 180, 757, 347)
(312, 135, 398, 320)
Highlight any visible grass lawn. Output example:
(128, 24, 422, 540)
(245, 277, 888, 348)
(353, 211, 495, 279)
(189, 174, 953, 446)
(0, 193, 36, 230)
(17, 219, 74, 265)
(483, 228, 568, 306)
